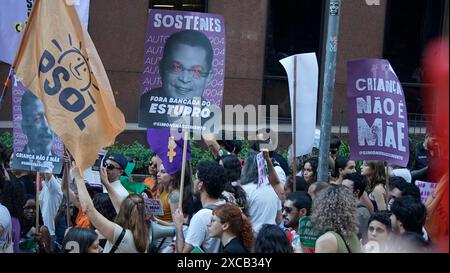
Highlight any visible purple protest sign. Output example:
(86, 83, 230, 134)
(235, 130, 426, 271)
(138, 9, 225, 132)
(11, 74, 63, 174)
(347, 59, 409, 167)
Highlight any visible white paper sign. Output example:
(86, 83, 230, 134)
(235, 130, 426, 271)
(415, 180, 437, 204)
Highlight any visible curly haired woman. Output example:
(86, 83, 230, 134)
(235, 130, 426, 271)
(207, 203, 254, 253)
(312, 185, 362, 253)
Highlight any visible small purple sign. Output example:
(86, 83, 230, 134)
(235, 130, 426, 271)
(347, 59, 409, 167)
(138, 9, 225, 132)
(11, 74, 63, 174)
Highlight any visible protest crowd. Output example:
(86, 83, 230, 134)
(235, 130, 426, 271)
(0, 1, 448, 255)
(0, 132, 447, 253)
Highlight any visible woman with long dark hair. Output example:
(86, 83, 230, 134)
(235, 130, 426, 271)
(61, 227, 102, 253)
(254, 224, 292, 253)
(361, 160, 387, 212)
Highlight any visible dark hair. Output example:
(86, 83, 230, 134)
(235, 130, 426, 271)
(161, 30, 213, 71)
(223, 182, 249, 217)
(334, 156, 351, 178)
(172, 166, 194, 214)
(93, 193, 117, 222)
(330, 135, 342, 150)
(364, 160, 386, 192)
(286, 176, 310, 193)
(368, 211, 392, 230)
(213, 204, 253, 252)
(390, 196, 426, 235)
(61, 227, 98, 253)
(303, 157, 318, 182)
(388, 177, 421, 202)
(240, 152, 258, 185)
(0, 176, 25, 219)
(343, 172, 367, 198)
(196, 160, 226, 199)
(217, 140, 242, 155)
(286, 191, 312, 216)
(310, 181, 330, 196)
(388, 176, 407, 191)
(395, 231, 431, 253)
(254, 224, 293, 253)
(221, 154, 242, 182)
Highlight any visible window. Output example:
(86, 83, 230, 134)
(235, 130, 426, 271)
(383, 0, 446, 117)
(150, 0, 207, 12)
(263, 0, 325, 119)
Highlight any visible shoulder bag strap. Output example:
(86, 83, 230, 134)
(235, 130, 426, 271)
(336, 232, 352, 253)
(109, 228, 126, 253)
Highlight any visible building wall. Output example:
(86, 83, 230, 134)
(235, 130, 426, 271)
(0, 0, 446, 147)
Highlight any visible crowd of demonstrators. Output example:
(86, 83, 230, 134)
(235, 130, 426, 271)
(0, 131, 446, 254)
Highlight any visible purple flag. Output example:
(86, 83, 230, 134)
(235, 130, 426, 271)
(147, 128, 191, 175)
(347, 59, 409, 167)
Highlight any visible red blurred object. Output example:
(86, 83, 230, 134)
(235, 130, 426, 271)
(422, 37, 449, 253)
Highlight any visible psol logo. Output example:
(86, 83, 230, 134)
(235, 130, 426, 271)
(38, 33, 98, 130)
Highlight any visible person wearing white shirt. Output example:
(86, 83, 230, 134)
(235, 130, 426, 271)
(101, 154, 130, 213)
(39, 173, 63, 251)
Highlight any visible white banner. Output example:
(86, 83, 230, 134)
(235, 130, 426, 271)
(0, 0, 90, 64)
(280, 53, 319, 157)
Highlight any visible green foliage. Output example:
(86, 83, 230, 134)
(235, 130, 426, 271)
(0, 131, 13, 150)
(189, 140, 214, 170)
(106, 141, 153, 174)
(338, 140, 350, 157)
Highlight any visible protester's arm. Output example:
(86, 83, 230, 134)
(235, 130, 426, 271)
(262, 150, 286, 203)
(173, 208, 194, 253)
(361, 191, 374, 214)
(203, 133, 221, 159)
(373, 185, 387, 211)
(99, 167, 123, 213)
(315, 232, 338, 253)
(275, 210, 283, 225)
(0, 225, 3, 237)
(73, 166, 115, 242)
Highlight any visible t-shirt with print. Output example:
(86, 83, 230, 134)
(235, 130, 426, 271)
(185, 200, 225, 253)
(103, 224, 140, 253)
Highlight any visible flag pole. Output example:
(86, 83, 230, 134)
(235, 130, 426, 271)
(35, 172, 41, 232)
(0, 67, 13, 111)
(63, 148, 71, 228)
(178, 131, 189, 210)
(292, 56, 298, 192)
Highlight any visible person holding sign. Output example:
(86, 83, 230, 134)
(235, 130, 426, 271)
(139, 30, 214, 128)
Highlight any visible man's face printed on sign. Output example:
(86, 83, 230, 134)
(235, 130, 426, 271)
(161, 44, 212, 100)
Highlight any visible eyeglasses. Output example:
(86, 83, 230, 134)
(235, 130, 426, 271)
(165, 62, 211, 79)
(105, 163, 121, 171)
(282, 207, 294, 213)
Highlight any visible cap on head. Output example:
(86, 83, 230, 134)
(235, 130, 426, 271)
(108, 153, 128, 170)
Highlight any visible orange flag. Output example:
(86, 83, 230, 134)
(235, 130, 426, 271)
(12, 0, 125, 172)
